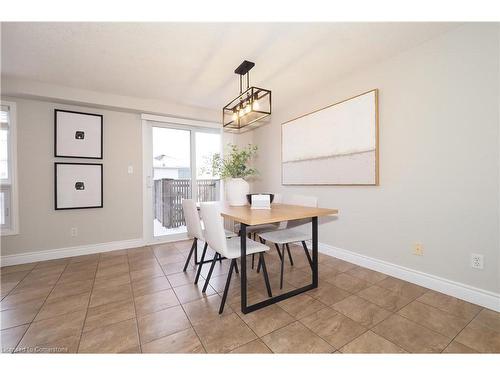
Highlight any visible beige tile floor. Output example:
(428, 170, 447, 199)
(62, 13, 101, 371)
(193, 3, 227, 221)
(1, 240, 499, 354)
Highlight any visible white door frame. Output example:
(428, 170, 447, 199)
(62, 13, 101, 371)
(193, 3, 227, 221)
(142, 114, 222, 245)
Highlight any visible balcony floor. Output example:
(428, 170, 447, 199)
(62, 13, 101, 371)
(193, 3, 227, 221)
(154, 219, 187, 237)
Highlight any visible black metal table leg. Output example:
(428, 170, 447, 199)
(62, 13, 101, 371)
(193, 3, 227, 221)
(238, 217, 319, 314)
(312, 216, 318, 288)
(240, 223, 248, 314)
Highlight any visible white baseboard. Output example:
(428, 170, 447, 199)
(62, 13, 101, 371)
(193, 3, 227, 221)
(309, 241, 500, 313)
(0, 238, 145, 267)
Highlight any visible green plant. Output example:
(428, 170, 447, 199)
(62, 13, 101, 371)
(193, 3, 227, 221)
(210, 144, 258, 179)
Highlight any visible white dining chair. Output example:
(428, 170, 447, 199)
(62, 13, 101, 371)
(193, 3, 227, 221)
(200, 201, 273, 314)
(238, 193, 287, 269)
(181, 199, 236, 285)
(258, 194, 318, 289)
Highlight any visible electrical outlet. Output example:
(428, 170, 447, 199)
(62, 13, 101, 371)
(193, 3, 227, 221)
(414, 243, 424, 256)
(128, 165, 134, 174)
(471, 253, 484, 269)
(70, 227, 78, 237)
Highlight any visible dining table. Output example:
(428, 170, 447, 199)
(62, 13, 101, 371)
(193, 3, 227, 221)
(219, 203, 338, 314)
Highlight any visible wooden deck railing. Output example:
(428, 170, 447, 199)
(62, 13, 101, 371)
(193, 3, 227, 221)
(154, 178, 220, 229)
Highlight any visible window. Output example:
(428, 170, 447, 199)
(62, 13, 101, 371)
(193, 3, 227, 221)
(1, 101, 18, 235)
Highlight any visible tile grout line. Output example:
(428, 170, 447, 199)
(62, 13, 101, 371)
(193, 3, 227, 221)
(0, 263, 40, 302)
(151, 243, 209, 354)
(180, 249, 276, 353)
(126, 247, 148, 354)
(231, 246, 335, 353)
(354, 277, 485, 350)
(351, 293, 432, 353)
(251, 246, 344, 352)
(298, 255, 414, 352)
(75, 255, 100, 353)
(13, 261, 71, 353)
(314, 256, 486, 352)
(0, 265, 42, 334)
(1, 263, 42, 352)
(1, 264, 96, 330)
(439, 307, 484, 353)
(278, 247, 358, 352)
(215, 271, 287, 354)
(295, 319, 336, 353)
(408, 293, 482, 321)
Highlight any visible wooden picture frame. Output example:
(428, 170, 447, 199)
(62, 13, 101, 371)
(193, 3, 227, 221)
(281, 89, 379, 186)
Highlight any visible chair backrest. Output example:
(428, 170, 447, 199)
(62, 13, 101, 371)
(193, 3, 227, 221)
(182, 199, 204, 239)
(199, 202, 228, 257)
(283, 194, 318, 230)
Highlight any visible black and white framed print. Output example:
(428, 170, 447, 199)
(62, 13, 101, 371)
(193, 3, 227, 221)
(54, 109, 103, 159)
(55, 163, 103, 210)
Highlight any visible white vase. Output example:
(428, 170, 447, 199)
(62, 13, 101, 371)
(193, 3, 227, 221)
(225, 178, 249, 206)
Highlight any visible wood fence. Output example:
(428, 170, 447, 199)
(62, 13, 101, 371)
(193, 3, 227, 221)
(154, 178, 220, 229)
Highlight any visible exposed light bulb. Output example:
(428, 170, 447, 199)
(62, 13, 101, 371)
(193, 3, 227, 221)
(232, 112, 237, 121)
(244, 103, 251, 114)
(252, 100, 260, 111)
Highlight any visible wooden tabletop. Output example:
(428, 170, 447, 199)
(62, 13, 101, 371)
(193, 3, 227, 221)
(220, 203, 338, 226)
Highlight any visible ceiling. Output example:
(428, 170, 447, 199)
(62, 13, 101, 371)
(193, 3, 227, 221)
(1, 23, 459, 110)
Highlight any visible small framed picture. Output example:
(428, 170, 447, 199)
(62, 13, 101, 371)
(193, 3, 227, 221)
(55, 163, 103, 210)
(55, 109, 103, 159)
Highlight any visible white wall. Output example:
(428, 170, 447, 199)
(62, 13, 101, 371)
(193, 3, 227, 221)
(252, 24, 500, 294)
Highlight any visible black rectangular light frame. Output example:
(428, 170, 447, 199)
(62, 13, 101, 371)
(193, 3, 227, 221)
(222, 86, 272, 132)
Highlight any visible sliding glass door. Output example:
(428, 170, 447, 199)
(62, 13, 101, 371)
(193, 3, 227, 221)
(144, 119, 221, 243)
(195, 131, 221, 203)
(152, 127, 192, 237)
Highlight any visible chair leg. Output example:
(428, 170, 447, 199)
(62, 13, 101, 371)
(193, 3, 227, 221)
(256, 254, 262, 273)
(194, 238, 198, 264)
(202, 253, 219, 292)
(219, 259, 236, 314)
(194, 242, 208, 285)
(260, 253, 273, 297)
(301, 241, 313, 269)
(183, 238, 197, 272)
(280, 244, 285, 289)
(234, 260, 239, 274)
(286, 243, 294, 266)
(251, 253, 255, 269)
(274, 243, 283, 261)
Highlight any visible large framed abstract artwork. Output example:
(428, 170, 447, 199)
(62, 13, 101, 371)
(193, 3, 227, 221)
(54, 109, 103, 159)
(55, 163, 103, 210)
(281, 89, 379, 185)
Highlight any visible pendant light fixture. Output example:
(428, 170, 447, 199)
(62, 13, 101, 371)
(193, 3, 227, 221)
(222, 60, 271, 133)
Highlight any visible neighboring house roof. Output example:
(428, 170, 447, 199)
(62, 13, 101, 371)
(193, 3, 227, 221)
(153, 154, 189, 169)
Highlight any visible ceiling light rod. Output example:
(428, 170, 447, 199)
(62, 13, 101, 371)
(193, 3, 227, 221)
(235, 60, 255, 94)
